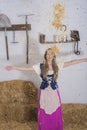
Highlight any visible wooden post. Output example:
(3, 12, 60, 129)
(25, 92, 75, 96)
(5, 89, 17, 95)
(5, 28, 9, 60)
(26, 24, 29, 64)
(25, 16, 29, 64)
(18, 14, 34, 64)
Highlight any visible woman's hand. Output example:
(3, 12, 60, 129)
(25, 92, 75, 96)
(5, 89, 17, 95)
(5, 66, 14, 71)
(84, 58, 87, 62)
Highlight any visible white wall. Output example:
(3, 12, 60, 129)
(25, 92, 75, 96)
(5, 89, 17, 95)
(0, 0, 87, 103)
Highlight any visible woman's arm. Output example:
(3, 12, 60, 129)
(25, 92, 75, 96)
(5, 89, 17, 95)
(5, 66, 34, 71)
(64, 58, 87, 68)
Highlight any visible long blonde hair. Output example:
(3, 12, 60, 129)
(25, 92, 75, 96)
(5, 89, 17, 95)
(42, 48, 59, 80)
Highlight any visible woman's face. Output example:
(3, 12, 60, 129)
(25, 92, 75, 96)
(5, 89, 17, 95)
(46, 49, 54, 62)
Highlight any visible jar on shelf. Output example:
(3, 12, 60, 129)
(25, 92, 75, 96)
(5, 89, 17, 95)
(39, 34, 45, 43)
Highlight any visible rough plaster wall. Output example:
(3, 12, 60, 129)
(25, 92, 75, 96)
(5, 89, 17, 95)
(0, 0, 87, 103)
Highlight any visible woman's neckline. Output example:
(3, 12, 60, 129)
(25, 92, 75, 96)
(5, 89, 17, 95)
(49, 70, 53, 71)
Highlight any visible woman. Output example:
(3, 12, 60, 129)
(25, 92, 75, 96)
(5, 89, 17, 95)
(6, 48, 87, 130)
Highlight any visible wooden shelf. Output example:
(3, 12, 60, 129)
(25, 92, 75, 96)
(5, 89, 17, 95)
(40, 40, 76, 44)
(0, 24, 31, 31)
(40, 40, 80, 55)
(0, 24, 31, 63)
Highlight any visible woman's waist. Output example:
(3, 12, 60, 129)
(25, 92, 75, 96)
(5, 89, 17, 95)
(40, 79, 58, 90)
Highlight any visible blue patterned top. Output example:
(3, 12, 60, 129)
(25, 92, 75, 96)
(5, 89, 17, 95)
(40, 63, 58, 90)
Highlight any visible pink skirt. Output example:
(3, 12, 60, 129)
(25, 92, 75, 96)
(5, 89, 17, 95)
(38, 89, 64, 130)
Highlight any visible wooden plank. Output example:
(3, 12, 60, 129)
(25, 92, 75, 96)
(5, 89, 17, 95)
(0, 24, 31, 31)
(5, 35, 9, 60)
(40, 40, 75, 44)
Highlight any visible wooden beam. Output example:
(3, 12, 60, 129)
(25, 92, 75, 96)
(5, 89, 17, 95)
(0, 24, 31, 31)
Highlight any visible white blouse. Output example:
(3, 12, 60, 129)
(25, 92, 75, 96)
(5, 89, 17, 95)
(33, 62, 64, 76)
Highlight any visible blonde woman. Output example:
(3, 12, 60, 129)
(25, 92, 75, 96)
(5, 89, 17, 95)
(6, 48, 87, 130)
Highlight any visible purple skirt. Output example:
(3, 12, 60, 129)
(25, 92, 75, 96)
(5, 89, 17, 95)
(38, 89, 64, 130)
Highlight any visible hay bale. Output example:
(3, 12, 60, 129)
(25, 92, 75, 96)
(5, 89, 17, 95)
(0, 80, 38, 104)
(0, 80, 38, 122)
(0, 80, 87, 130)
(62, 104, 87, 129)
